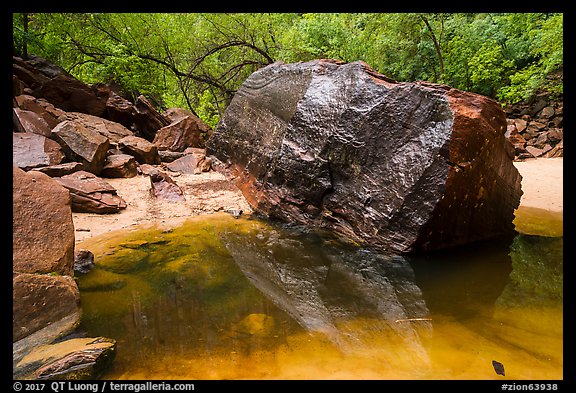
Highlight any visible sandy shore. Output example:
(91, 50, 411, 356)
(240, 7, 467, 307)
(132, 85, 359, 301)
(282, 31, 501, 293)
(513, 157, 563, 213)
(73, 157, 563, 244)
(73, 170, 252, 243)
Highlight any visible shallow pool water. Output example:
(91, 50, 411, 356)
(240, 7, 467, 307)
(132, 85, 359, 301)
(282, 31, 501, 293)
(75, 207, 562, 380)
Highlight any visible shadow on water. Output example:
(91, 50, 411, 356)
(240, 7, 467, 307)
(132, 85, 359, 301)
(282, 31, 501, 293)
(407, 206, 563, 379)
(75, 208, 562, 380)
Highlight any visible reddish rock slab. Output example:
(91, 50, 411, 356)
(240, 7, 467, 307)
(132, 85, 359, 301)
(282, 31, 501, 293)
(32, 162, 84, 177)
(164, 154, 200, 174)
(54, 171, 127, 214)
(13, 166, 75, 276)
(13, 107, 52, 136)
(58, 112, 134, 144)
(13, 133, 66, 171)
(30, 162, 85, 178)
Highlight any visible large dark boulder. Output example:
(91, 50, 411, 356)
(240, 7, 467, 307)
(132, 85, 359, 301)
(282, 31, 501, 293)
(207, 59, 523, 254)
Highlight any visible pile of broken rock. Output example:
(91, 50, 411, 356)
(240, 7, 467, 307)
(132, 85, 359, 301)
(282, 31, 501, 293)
(13, 54, 214, 213)
(504, 91, 563, 161)
(12, 55, 213, 380)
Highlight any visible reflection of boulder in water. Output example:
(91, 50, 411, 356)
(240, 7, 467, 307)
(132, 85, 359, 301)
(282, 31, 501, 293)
(491, 234, 563, 365)
(220, 224, 432, 365)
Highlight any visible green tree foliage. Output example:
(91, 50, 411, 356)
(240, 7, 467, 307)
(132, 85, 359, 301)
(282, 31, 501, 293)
(12, 12, 563, 124)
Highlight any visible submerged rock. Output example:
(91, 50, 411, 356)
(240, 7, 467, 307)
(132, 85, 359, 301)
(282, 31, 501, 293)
(14, 337, 116, 380)
(207, 59, 522, 253)
(74, 249, 95, 274)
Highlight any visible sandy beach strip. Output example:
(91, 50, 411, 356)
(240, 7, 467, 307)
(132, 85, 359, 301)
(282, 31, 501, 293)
(513, 157, 563, 213)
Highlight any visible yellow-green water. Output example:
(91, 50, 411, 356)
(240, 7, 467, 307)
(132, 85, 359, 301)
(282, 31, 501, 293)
(75, 208, 562, 380)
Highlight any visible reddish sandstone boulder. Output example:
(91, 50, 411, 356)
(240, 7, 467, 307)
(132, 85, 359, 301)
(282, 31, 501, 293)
(153, 115, 210, 151)
(51, 120, 110, 175)
(101, 154, 138, 178)
(13, 107, 52, 136)
(13, 273, 81, 343)
(12, 166, 81, 343)
(13, 166, 75, 276)
(118, 135, 161, 164)
(14, 94, 65, 129)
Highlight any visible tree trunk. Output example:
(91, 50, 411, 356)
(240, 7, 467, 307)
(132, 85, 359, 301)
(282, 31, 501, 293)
(421, 15, 444, 83)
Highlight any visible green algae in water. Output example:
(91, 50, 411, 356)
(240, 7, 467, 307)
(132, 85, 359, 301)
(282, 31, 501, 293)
(77, 215, 306, 374)
(513, 206, 563, 237)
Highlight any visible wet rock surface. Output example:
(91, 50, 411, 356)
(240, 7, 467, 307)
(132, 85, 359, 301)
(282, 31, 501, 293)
(14, 337, 116, 380)
(208, 59, 523, 253)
